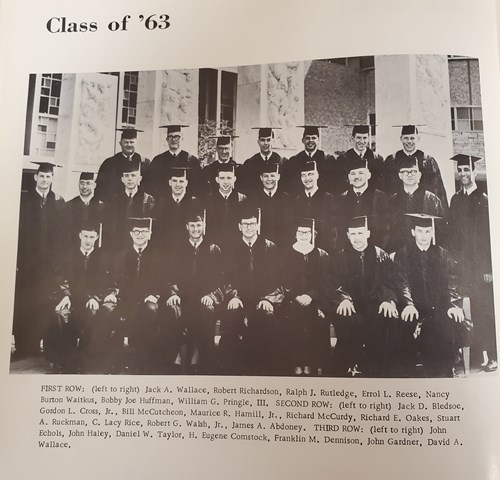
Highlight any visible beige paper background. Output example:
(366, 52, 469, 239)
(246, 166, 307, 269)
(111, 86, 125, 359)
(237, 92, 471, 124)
(1, 0, 500, 478)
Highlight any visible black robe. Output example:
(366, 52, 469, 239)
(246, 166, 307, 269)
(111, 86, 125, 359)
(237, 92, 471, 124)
(95, 152, 149, 203)
(143, 150, 205, 200)
(238, 151, 287, 196)
(336, 148, 385, 195)
(202, 159, 239, 196)
(384, 149, 449, 210)
(64, 195, 105, 250)
(282, 149, 337, 195)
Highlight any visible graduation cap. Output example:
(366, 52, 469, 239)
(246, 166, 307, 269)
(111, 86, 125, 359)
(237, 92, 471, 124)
(122, 157, 142, 173)
(347, 156, 368, 172)
(450, 154, 482, 170)
(168, 166, 189, 179)
(217, 163, 236, 174)
(346, 215, 369, 230)
(117, 127, 144, 139)
(210, 133, 239, 146)
(346, 124, 372, 136)
(405, 213, 441, 245)
(252, 126, 281, 138)
(398, 155, 419, 171)
(31, 161, 62, 173)
(72, 169, 98, 181)
(261, 162, 280, 174)
(127, 217, 154, 233)
(300, 160, 318, 173)
(393, 124, 425, 135)
(79, 220, 103, 248)
(297, 125, 326, 137)
(159, 124, 190, 134)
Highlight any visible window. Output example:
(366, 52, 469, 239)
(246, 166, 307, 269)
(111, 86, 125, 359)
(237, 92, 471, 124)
(122, 71, 138, 125)
(451, 107, 483, 131)
(369, 113, 376, 136)
(39, 73, 62, 116)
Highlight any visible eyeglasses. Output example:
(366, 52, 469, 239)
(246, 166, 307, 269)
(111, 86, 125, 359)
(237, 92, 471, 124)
(131, 229, 150, 236)
(400, 169, 419, 177)
(297, 230, 312, 236)
(167, 135, 181, 141)
(240, 222, 257, 228)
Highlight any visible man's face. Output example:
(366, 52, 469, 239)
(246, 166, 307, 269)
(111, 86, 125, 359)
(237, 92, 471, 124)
(260, 172, 280, 191)
(122, 170, 142, 190)
(301, 169, 319, 190)
(398, 167, 421, 188)
(296, 227, 313, 245)
(217, 144, 232, 162)
(34, 171, 53, 192)
(216, 172, 236, 194)
(186, 221, 204, 242)
(458, 165, 476, 188)
(302, 135, 319, 153)
(130, 227, 151, 247)
(79, 229, 99, 251)
(120, 138, 136, 156)
(239, 217, 258, 241)
(258, 136, 272, 155)
(412, 225, 433, 249)
(348, 168, 371, 189)
(169, 176, 188, 196)
(353, 133, 369, 152)
(347, 226, 370, 252)
(79, 179, 96, 197)
(401, 134, 419, 153)
(167, 133, 182, 151)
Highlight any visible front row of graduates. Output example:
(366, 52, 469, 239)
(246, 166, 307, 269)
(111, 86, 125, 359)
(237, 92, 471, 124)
(41, 205, 465, 378)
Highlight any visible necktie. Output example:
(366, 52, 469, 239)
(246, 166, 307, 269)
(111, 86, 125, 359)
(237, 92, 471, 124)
(128, 192, 133, 206)
(248, 243, 254, 271)
(136, 248, 142, 275)
(356, 192, 361, 197)
(41, 194, 46, 207)
(83, 251, 90, 271)
(264, 155, 268, 162)
(268, 191, 272, 197)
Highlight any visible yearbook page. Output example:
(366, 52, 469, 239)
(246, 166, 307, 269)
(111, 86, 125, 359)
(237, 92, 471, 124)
(1, 0, 500, 479)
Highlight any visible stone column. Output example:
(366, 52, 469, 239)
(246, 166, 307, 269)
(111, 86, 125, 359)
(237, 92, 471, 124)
(375, 55, 455, 200)
(235, 61, 305, 162)
(55, 73, 118, 199)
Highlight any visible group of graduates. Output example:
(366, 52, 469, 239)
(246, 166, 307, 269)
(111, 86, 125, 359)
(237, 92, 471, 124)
(12, 123, 497, 377)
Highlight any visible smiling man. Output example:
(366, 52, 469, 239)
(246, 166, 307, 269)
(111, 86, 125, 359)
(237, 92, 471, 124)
(95, 128, 148, 203)
(447, 154, 496, 372)
(336, 124, 384, 194)
(384, 125, 448, 209)
(144, 124, 205, 200)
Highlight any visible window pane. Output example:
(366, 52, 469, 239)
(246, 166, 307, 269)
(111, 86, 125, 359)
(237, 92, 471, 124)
(456, 107, 470, 120)
(39, 96, 49, 113)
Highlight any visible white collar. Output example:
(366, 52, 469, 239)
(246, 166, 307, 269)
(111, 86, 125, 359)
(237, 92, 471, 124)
(80, 247, 94, 256)
(263, 185, 278, 197)
(293, 241, 314, 255)
(404, 148, 417, 156)
(353, 184, 368, 195)
(79, 194, 94, 204)
(133, 243, 148, 253)
(35, 187, 50, 198)
(305, 149, 317, 157)
(125, 186, 139, 197)
(169, 149, 181, 156)
(172, 192, 186, 202)
(260, 152, 273, 161)
(463, 184, 477, 195)
(416, 243, 430, 252)
(304, 185, 319, 197)
(243, 235, 258, 247)
(219, 189, 233, 199)
(122, 152, 134, 159)
(189, 237, 203, 248)
(354, 148, 367, 158)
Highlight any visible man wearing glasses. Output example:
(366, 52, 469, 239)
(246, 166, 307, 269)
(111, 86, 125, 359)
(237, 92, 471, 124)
(387, 156, 444, 254)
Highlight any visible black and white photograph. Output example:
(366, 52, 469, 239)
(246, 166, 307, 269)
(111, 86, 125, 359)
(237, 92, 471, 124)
(10, 54, 497, 378)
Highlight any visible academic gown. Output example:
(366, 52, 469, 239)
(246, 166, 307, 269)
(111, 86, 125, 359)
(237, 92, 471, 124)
(95, 152, 149, 203)
(64, 195, 105, 249)
(143, 150, 205, 200)
(336, 148, 384, 195)
(384, 149, 449, 210)
(238, 152, 286, 196)
(282, 149, 337, 195)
